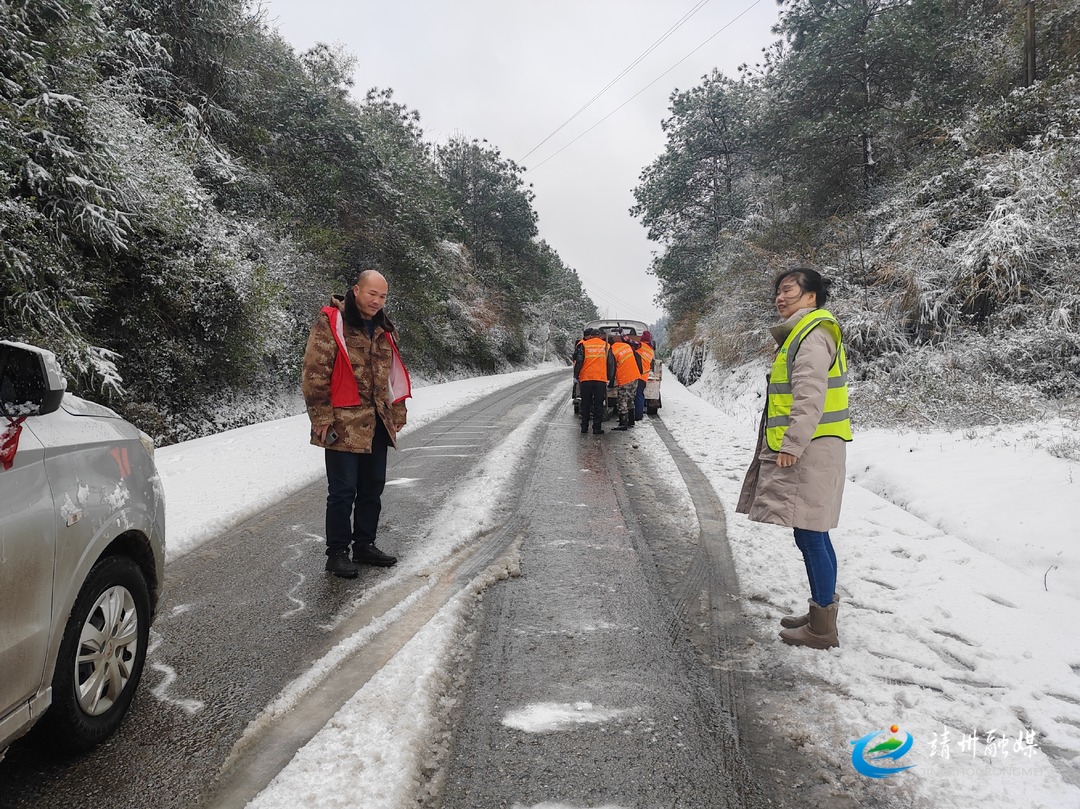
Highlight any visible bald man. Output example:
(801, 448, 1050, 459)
(302, 270, 408, 578)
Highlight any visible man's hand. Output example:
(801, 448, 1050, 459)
(776, 452, 797, 468)
(313, 424, 332, 441)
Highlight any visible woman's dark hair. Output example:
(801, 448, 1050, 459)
(774, 267, 832, 308)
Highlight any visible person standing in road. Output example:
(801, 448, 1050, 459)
(302, 270, 411, 578)
(634, 330, 655, 421)
(609, 332, 642, 431)
(737, 268, 851, 649)
(573, 329, 613, 435)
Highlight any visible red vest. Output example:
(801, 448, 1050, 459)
(322, 306, 411, 407)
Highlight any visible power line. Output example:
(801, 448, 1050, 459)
(525, 0, 763, 176)
(579, 274, 657, 321)
(589, 284, 653, 318)
(519, 0, 713, 163)
(576, 268, 651, 311)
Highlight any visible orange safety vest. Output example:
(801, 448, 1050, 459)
(322, 306, 411, 407)
(578, 337, 609, 383)
(636, 343, 654, 382)
(611, 341, 639, 386)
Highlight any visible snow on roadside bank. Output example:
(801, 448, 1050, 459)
(660, 374, 1080, 808)
(685, 354, 1080, 599)
(157, 365, 565, 561)
(848, 426, 1080, 598)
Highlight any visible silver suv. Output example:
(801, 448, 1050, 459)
(0, 341, 165, 756)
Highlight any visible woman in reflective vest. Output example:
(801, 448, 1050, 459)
(737, 268, 851, 650)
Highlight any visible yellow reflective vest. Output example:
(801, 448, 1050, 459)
(766, 308, 852, 451)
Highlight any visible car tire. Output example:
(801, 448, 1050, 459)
(43, 555, 150, 751)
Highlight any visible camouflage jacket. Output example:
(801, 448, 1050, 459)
(302, 294, 408, 452)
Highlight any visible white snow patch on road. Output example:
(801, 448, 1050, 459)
(625, 417, 699, 539)
(660, 373, 1080, 808)
(502, 702, 635, 733)
(376, 383, 568, 581)
(513, 804, 629, 809)
(227, 582, 433, 763)
(245, 555, 515, 809)
(158, 365, 564, 561)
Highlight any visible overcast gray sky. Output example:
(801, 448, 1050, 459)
(265, 0, 782, 324)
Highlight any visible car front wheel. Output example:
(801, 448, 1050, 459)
(45, 555, 150, 750)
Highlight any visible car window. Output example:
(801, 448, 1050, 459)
(0, 346, 46, 416)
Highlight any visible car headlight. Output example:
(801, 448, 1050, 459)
(138, 430, 155, 461)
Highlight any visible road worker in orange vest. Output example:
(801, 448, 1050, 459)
(609, 332, 643, 431)
(635, 330, 655, 420)
(573, 328, 614, 434)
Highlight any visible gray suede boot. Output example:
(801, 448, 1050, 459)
(779, 600, 839, 649)
(781, 594, 837, 628)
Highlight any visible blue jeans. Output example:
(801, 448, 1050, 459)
(635, 379, 646, 420)
(324, 420, 389, 555)
(793, 528, 836, 606)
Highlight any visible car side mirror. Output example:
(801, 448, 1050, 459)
(0, 341, 68, 417)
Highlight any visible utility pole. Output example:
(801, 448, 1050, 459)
(1024, 0, 1036, 87)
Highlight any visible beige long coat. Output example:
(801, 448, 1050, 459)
(736, 307, 848, 531)
(301, 294, 408, 453)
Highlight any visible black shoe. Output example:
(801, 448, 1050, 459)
(593, 428, 604, 434)
(353, 543, 398, 567)
(626, 419, 635, 428)
(613, 425, 628, 431)
(580, 424, 589, 434)
(325, 549, 359, 578)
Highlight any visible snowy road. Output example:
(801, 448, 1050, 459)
(439, 397, 760, 808)
(2, 367, 1078, 808)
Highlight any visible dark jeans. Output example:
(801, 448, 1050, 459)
(793, 528, 837, 606)
(579, 380, 606, 430)
(635, 379, 646, 420)
(324, 420, 389, 555)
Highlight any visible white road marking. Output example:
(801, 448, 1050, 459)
(150, 663, 206, 715)
(281, 543, 306, 618)
(401, 444, 478, 451)
(147, 629, 205, 714)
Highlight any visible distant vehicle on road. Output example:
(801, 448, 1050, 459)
(572, 319, 662, 417)
(0, 341, 165, 759)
